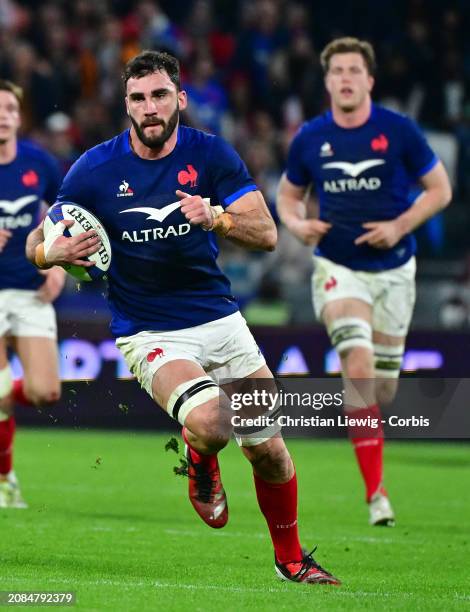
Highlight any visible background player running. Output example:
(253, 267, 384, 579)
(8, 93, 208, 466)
(0, 80, 64, 508)
(277, 37, 451, 526)
(26, 51, 340, 585)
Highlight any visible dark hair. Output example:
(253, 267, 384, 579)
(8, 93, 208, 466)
(123, 50, 181, 90)
(320, 37, 376, 75)
(0, 79, 23, 104)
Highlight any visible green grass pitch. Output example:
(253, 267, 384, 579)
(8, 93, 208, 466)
(1, 429, 469, 611)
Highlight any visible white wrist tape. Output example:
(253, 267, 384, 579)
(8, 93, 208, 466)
(43, 221, 67, 260)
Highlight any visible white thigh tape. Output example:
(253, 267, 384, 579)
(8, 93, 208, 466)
(167, 376, 220, 426)
(327, 317, 373, 354)
(374, 343, 404, 378)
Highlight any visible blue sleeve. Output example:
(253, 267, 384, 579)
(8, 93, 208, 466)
(56, 153, 92, 206)
(207, 136, 257, 208)
(285, 126, 311, 187)
(402, 117, 438, 178)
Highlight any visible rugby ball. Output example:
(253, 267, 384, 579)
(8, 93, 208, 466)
(44, 202, 112, 281)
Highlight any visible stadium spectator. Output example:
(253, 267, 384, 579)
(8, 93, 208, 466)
(0, 0, 467, 319)
(277, 37, 452, 526)
(45, 112, 80, 175)
(242, 139, 280, 217)
(234, 0, 289, 106)
(0, 79, 64, 508)
(184, 51, 229, 136)
(26, 50, 340, 586)
(134, 0, 185, 57)
(439, 294, 468, 328)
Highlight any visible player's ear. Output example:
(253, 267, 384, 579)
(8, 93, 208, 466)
(367, 75, 375, 93)
(178, 90, 188, 111)
(125, 97, 130, 116)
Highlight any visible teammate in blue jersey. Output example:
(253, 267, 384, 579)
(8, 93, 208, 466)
(0, 80, 64, 508)
(26, 51, 340, 585)
(277, 38, 452, 526)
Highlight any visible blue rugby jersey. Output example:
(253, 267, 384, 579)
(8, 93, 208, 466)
(286, 104, 438, 271)
(57, 125, 258, 336)
(0, 141, 61, 289)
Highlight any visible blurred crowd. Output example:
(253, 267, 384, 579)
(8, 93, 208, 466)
(2, 0, 470, 325)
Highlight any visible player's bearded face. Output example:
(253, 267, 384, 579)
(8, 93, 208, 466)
(130, 102, 179, 149)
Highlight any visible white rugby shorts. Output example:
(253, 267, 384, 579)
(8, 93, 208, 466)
(116, 311, 266, 397)
(0, 289, 57, 339)
(312, 256, 416, 337)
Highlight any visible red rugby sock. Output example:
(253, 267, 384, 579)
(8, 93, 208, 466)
(254, 471, 302, 563)
(0, 415, 15, 475)
(348, 404, 385, 501)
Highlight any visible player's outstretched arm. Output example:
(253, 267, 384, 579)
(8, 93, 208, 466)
(177, 189, 277, 251)
(26, 221, 101, 269)
(276, 174, 331, 246)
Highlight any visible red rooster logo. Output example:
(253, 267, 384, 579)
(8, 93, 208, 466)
(22, 170, 39, 187)
(371, 134, 389, 153)
(146, 348, 165, 362)
(324, 276, 338, 291)
(178, 164, 198, 188)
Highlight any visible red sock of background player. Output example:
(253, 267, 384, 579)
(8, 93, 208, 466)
(348, 404, 385, 501)
(254, 471, 302, 564)
(182, 426, 218, 471)
(12, 380, 33, 407)
(0, 414, 15, 476)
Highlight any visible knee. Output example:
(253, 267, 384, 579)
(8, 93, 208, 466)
(347, 362, 373, 379)
(25, 382, 61, 406)
(343, 352, 374, 379)
(0, 396, 13, 415)
(166, 376, 232, 453)
(244, 438, 293, 482)
(186, 403, 232, 453)
(200, 406, 232, 451)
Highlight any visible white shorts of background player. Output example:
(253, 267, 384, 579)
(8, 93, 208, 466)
(0, 289, 57, 339)
(312, 255, 416, 380)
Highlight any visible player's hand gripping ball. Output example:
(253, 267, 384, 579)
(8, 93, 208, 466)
(43, 203, 112, 281)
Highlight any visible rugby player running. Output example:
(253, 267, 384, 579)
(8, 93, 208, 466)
(26, 51, 340, 585)
(277, 37, 451, 526)
(0, 80, 64, 508)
